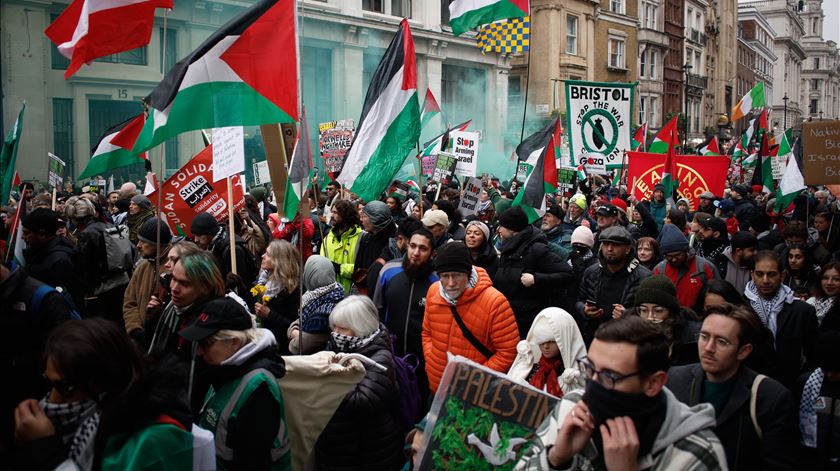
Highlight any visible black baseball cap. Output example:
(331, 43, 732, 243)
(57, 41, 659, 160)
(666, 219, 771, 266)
(596, 204, 619, 217)
(179, 297, 253, 342)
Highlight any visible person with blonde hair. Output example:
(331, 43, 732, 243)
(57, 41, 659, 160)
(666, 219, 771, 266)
(254, 240, 301, 354)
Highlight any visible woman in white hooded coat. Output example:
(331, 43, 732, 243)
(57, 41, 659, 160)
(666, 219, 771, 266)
(507, 308, 587, 397)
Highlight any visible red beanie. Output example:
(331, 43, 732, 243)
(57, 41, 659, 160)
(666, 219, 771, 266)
(610, 198, 628, 212)
(751, 184, 763, 194)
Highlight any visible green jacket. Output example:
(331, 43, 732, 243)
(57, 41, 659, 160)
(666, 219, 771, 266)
(320, 225, 363, 293)
(487, 187, 512, 223)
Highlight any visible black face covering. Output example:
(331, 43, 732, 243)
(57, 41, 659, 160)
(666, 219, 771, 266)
(583, 379, 667, 458)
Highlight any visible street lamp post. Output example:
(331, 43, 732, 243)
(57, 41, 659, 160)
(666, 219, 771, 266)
(683, 63, 693, 150)
(782, 93, 789, 130)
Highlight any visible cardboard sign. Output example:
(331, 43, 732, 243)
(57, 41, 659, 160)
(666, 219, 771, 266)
(432, 152, 458, 183)
(149, 145, 245, 236)
(47, 153, 66, 188)
(319, 119, 355, 176)
(458, 177, 483, 217)
(802, 120, 840, 184)
(253, 160, 271, 185)
(415, 357, 560, 470)
(451, 130, 479, 177)
(212, 126, 245, 182)
(421, 155, 437, 176)
(565, 80, 635, 170)
(627, 152, 730, 210)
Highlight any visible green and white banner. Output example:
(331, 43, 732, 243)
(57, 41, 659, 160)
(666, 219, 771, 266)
(565, 80, 635, 170)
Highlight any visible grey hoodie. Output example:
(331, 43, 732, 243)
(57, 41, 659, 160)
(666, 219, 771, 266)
(721, 247, 752, 293)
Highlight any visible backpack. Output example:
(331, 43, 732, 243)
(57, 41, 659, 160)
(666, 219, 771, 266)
(103, 224, 134, 273)
(31, 284, 81, 320)
(388, 333, 422, 433)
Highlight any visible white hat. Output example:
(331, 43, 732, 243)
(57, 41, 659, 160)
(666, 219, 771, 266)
(421, 209, 449, 228)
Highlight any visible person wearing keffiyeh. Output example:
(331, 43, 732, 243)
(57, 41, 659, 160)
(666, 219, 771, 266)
(800, 331, 840, 469)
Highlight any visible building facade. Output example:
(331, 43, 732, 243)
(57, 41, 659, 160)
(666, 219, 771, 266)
(637, 0, 668, 129)
(738, 6, 777, 130)
(1, 0, 514, 184)
(683, 0, 708, 145)
(703, 0, 737, 143)
(799, 0, 840, 121)
(661, 0, 684, 133)
(593, 0, 639, 84)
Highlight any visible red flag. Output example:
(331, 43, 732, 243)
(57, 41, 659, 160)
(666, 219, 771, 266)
(627, 151, 730, 210)
(111, 113, 147, 156)
(45, 0, 172, 79)
(11, 172, 21, 191)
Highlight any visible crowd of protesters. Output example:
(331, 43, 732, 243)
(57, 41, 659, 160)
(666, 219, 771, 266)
(2, 173, 840, 470)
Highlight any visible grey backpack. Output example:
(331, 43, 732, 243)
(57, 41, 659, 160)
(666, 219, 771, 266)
(103, 224, 134, 273)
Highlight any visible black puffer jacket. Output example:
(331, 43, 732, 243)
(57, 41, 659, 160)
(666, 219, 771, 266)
(22, 236, 83, 305)
(470, 240, 499, 278)
(315, 328, 402, 471)
(493, 226, 573, 338)
(263, 288, 301, 355)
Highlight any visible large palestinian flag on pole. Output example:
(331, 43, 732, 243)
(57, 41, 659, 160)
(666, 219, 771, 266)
(449, 0, 529, 36)
(79, 114, 147, 179)
(283, 108, 312, 219)
(512, 117, 560, 222)
(337, 20, 421, 202)
(129, 0, 298, 154)
(420, 89, 441, 130)
(647, 115, 679, 154)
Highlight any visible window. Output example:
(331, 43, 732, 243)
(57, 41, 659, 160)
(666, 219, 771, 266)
(815, 57, 820, 70)
(810, 99, 818, 114)
(610, 0, 624, 14)
(812, 79, 820, 91)
(302, 45, 333, 173)
(362, 0, 383, 12)
(639, 97, 646, 124)
(443, 64, 487, 133)
(88, 99, 146, 182)
(640, 50, 647, 78)
(159, 27, 177, 74)
(391, 0, 411, 18)
(50, 14, 70, 70)
(95, 46, 148, 65)
(440, 0, 450, 26)
(649, 50, 658, 80)
(52, 98, 74, 177)
(648, 97, 659, 127)
(687, 7, 693, 28)
(566, 16, 578, 55)
(364, 0, 412, 17)
(609, 38, 625, 69)
(643, 1, 658, 29)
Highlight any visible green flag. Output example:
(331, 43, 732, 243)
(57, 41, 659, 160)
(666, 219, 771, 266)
(0, 103, 25, 201)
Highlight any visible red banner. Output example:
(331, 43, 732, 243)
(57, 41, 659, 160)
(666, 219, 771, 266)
(149, 145, 245, 236)
(627, 152, 730, 211)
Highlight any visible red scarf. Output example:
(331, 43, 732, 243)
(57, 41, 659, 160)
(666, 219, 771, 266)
(529, 355, 565, 398)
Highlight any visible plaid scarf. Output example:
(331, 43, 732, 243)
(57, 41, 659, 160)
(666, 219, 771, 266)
(331, 327, 381, 353)
(745, 281, 794, 340)
(800, 368, 825, 448)
(40, 396, 100, 470)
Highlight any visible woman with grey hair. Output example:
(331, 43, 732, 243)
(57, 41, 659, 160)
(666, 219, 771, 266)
(314, 296, 403, 471)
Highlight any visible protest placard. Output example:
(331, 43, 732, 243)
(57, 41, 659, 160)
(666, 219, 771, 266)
(319, 119, 355, 176)
(557, 168, 576, 193)
(451, 130, 479, 177)
(416, 357, 560, 470)
(47, 153, 66, 188)
(212, 126, 245, 182)
(432, 152, 458, 183)
(253, 160, 270, 185)
(802, 120, 840, 184)
(421, 155, 437, 176)
(458, 177, 482, 217)
(565, 80, 635, 170)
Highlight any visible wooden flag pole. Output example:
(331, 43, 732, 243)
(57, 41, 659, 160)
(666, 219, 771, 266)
(260, 124, 293, 219)
(51, 187, 57, 210)
(227, 176, 237, 275)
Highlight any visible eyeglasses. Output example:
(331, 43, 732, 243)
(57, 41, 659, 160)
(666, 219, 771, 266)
(639, 305, 669, 324)
(698, 332, 736, 349)
(44, 375, 76, 398)
(577, 357, 642, 390)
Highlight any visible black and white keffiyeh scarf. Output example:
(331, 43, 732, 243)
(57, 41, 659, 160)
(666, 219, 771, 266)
(745, 281, 794, 339)
(800, 368, 825, 448)
(40, 397, 100, 470)
(807, 296, 835, 325)
(331, 327, 382, 353)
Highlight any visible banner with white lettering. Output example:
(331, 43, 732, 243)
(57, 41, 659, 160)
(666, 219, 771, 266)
(565, 80, 635, 170)
(458, 177, 482, 217)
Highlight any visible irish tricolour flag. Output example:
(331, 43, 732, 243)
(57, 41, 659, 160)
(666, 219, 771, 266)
(449, 0, 529, 36)
(732, 82, 765, 121)
(130, 0, 298, 154)
(79, 114, 147, 180)
(337, 20, 421, 202)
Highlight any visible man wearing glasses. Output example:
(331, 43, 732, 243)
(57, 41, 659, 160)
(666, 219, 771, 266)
(666, 304, 798, 471)
(518, 316, 726, 470)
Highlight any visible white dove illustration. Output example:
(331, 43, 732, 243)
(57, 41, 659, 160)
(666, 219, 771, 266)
(466, 423, 529, 466)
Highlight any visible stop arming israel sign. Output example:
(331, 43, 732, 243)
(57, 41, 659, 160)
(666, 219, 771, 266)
(451, 131, 479, 177)
(565, 80, 635, 170)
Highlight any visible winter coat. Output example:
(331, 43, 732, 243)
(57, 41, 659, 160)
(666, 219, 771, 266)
(577, 248, 651, 346)
(733, 198, 759, 231)
(667, 364, 798, 471)
(768, 300, 820, 390)
(422, 267, 520, 392)
(507, 308, 587, 395)
(493, 226, 574, 338)
(241, 217, 268, 260)
(716, 247, 752, 293)
(22, 236, 83, 305)
(127, 209, 155, 245)
(123, 247, 171, 336)
(209, 230, 258, 284)
(320, 225, 363, 293)
(470, 240, 499, 278)
(263, 288, 301, 355)
(646, 199, 667, 232)
(653, 254, 717, 312)
(633, 202, 660, 238)
(274, 217, 315, 262)
(354, 223, 397, 293)
(543, 225, 571, 262)
(76, 220, 130, 295)
(375, 261, 438, 358)
(314, 328, 403, 471)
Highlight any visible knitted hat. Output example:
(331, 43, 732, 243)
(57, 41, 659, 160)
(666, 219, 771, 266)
(22, 208, 59, 235)
(267, 213, 281, 228)
(634, 275, 680, 314)
(190, 212, 220, 236)
(421, 209, 449, 228)
(598, 226, 634, 245)
(731, 184, 751, 197)
(545, 204, 563, 219)
(570, 193, 587, 210)
(610, 198, 628, 212)
(571, 226, 595, 248)
(466, 220, 490, 242)
(138, 218, 172, 245)
(114, 198, 130, 213)
(250, 186, 266, 202)
(64, 196, 96, 220)
(131, 194, 152, 211)
(730, 231, 758, 250)
(653, 183, 666, 193)
(676, 197, 690, 208)
(363, 200, 393, 231)
(751, 184, 763, 195)
(433, 242, 473, 274)
(657, 223, 689, 254)
(499, 206, 529, 232)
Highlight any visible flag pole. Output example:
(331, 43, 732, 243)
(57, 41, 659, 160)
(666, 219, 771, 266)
(227, 176, 237, 275)
(51, 187, 57, 210)
(154, 8, 170, 285)
(295, 0, 304, 354)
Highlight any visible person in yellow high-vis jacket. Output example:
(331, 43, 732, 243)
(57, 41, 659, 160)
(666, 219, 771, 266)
(320, 199, 363, 293)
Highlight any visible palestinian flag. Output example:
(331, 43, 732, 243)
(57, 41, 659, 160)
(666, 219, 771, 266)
(449, 0, 529, 36)
(337, 20, 420, 202)
(78, 115, 147, 180)
(130, 0, 298, 154)
(732, 82, 766, 121)
(420, 89, 441, 130)
(0, 103, 25, 204)
(283, 109, 313, 218)
(631, 123, 647, 150)
(699, 136, 721, 156)
(512, 117, 560, 222)
(45, 0, 172, 79)
(775, 134, 805, 213)
(750, 130, 774, 194)
(647, 115, 679, 154)
(661, 121, 679, 205)
(421, 120, 472, 157)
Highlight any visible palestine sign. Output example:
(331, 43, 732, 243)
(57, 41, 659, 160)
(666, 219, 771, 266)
(565, 80, 634, 170)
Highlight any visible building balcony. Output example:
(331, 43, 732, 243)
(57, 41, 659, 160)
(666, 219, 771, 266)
(687, 28, 707, 46)
(686, 73, 708, 89)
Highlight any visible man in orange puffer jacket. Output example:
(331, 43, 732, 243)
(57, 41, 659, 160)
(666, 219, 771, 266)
(422, 242, 520, 393)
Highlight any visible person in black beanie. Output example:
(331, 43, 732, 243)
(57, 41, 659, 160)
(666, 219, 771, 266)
(22, 208, 82, 305)
(123, 218, 173, 344)
(492, 206, 573, 338)
(191, 212, 257, 284)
